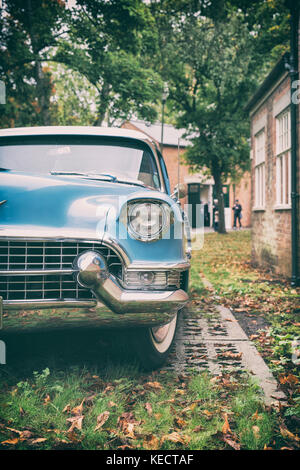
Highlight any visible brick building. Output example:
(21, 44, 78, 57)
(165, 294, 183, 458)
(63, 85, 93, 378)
(246, 11, 300, 283)
(122, 120, 251, 229)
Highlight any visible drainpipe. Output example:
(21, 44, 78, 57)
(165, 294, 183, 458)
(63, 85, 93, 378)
(288, 4, 299, 286)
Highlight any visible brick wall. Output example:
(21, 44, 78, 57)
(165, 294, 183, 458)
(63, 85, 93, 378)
(250, 75, 292, 277)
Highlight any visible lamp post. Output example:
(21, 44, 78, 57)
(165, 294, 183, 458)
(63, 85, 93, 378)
(160, 83, 169, 154)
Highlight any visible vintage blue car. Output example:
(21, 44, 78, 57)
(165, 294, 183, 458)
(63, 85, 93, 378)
(0, 127, 190, 368)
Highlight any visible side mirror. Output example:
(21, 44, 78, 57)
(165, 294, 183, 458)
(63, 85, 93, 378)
(173, 183, 187, 199)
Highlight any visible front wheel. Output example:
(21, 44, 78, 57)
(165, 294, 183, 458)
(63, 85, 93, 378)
(132, 313, 178, 370)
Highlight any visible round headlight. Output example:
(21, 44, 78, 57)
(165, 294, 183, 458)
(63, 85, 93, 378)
(128, 202, 167, 241)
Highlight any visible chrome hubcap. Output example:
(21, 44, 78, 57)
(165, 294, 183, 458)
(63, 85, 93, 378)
(151, 323, 171, 343)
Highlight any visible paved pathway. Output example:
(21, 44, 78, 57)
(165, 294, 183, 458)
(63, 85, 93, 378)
(166, 303, 286, 406)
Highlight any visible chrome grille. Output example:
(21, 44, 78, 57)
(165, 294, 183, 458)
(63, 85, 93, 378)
(0, 240, 123, 301)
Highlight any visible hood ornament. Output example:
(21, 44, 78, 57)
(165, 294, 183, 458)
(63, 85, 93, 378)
(0, 200, 7, 206)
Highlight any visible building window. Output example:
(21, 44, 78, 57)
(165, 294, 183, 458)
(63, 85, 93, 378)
(276, 110, 291, 207)
(254, 129, 265, 208)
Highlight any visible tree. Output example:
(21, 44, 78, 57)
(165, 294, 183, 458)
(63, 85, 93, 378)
(152, 11, 254, 232)
(55, 0, 163, 126)
(150, 0, 290, 232)
(49, 63, 98, 126)
(0, 0, 66, 127)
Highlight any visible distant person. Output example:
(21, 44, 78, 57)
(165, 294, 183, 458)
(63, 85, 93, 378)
(213, 199, 219, 232)
(232, 199, 242, 229)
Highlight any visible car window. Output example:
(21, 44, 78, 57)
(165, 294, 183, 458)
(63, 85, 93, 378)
(0, 136, 161, 190)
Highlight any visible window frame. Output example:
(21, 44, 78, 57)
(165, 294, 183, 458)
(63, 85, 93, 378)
(275, 109, 291, 209)
(253, 128, 266, 210)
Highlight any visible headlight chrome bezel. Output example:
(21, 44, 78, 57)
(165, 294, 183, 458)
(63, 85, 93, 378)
(126, 200, 172, 242)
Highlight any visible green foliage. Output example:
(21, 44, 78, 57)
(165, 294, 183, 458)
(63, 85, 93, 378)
(55, 0, 163, 125)
(0, 0, 66, 127)
(50, 63, 98, 125)
(149, 1, 290, 231)
(0, 0, 291, 130)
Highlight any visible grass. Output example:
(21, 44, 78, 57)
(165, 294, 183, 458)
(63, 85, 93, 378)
(0, 229, 299, 450)
(0, 365, 275, 450)
(190, 229, 300, 447)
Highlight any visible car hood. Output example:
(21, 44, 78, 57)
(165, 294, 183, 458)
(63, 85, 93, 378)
(0, 170, 152, 235)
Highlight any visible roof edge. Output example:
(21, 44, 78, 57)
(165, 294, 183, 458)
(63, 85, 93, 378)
(245, 52, 290, 113)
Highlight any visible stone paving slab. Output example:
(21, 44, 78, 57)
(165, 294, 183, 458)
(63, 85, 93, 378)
(165, 304, 286, 406)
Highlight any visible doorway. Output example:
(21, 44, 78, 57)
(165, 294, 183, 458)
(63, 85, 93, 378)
(188, 183, 201, 228)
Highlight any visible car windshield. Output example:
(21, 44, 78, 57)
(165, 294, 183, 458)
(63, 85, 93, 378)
(0, 136, 161, 189)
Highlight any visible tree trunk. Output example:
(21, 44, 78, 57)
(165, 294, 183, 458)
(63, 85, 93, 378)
(27, 0, 51, 126)
(212, 168, 226, 234)
(35, 61, 51, 125)
(94, 82, 110, 126)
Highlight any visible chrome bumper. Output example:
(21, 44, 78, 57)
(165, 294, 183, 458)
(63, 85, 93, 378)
(1, 289, 188, 332)
(0, 242, 189, 331)
(0, 254, 189, 331)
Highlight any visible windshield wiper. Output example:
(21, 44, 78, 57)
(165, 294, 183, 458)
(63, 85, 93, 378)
(50, 171, 146, 188)
(50, 171, 87, 177)
(50, 171, 117, 181)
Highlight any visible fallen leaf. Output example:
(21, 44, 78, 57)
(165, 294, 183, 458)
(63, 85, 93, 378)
(175, 417, 187, 429)
(175, 388, 185, 395)
(71, 399, 84, 416)
(252, 425, 260, 438)
(108, 401, 117, 408)
(117, 412, 140, 438)
(1, 438, 19, 445)
(182, 402, 198, 413)
(62, 403, 71, 413)
(217, 351, 242, 360)
(222, 413, 232, 434)
(143, 434, 159, 450)
(144, 381, 163, 391)
(43, 394, 51, 405)
(263, 444, 273, 450)
(252, 410, 260, 421)
(103, 385, 114, 395)
(161, 431, 189, 445)
(145, 402, 153, 416)
(28, 438, 47, 445)
(279, 375, 299, 386)
(202, 409, 213, 418)
(5, 427, 33, 440)
(66, 415, 84, 433)
(95, 411, 110, 431)
(280, 426, 300, 442)
(223, 435, 240, 450)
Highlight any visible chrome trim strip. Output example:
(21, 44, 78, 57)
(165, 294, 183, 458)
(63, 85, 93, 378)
(0, 269, 74, 276)
(125, 262, 190, 272)
(3, 299, 97, 309)
(0, 229, 131, 266)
